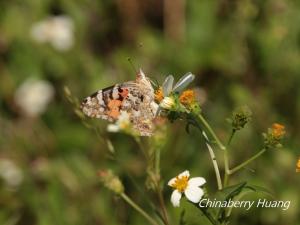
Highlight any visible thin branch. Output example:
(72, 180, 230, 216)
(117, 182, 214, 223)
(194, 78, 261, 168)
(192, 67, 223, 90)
(121, 193, 159, 225)
(230, 148, 267, 174)
(202, 131, 223, 190)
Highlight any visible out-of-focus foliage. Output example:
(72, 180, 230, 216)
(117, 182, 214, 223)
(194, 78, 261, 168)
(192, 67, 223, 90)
(0, 0, 299, 225)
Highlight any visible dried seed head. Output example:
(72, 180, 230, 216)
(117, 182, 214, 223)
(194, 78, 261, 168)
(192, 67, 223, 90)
(98, 170, 124, 194)
(228, 106, 252, 131)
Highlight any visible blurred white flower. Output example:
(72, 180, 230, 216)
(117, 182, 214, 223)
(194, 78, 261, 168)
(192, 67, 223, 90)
(14, 79, 54, 117)
(107, 111, 131, 133)
(168, 170, 206, 207)
(0, 159, 23, 189)
(30, 15, 74, 51)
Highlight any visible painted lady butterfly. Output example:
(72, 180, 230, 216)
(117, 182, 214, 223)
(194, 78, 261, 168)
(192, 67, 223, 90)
(81, 69, 158, 136)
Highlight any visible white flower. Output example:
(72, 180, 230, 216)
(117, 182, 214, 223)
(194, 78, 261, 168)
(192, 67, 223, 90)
(0, 159, 23, 189)
(30, 15, 74, 51)
(14, 78, 54, 117)
(107, 111, 131, 133)
(168, 170, 206, 207)
(162, 73, 195, 97)
(159, 97, 175, 110)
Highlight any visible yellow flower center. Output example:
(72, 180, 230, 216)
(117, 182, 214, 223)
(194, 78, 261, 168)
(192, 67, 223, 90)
(179, 89, 195, 106)
(155, 87, 164, 103)
(271, 123, 285, 139)
(119, 121, 130, 129)
(296, 158, 300, 173)
(171, 175, 189, 192)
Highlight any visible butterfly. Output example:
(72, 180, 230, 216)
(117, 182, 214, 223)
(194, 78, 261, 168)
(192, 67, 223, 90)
(81, 69, 158, 136)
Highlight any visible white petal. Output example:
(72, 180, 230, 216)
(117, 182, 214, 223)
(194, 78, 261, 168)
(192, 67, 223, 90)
(167, 177, 177, 187)
(188, 177, 206, 187)
(178, 170, 190, 179)
(162, 75, 174, 96)
(184, 186, 204, 203)
(159, 97, 175, 110)
(170, 190, 182, 207)
(173, 73, 195, 93)
(107, 124, 120, 132)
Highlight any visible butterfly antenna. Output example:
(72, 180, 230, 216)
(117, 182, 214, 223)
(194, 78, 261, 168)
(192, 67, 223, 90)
(127, 57, 138, 74)
(150, 78, 159, 89)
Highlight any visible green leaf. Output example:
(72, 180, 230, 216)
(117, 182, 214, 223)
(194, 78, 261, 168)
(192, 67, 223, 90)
(215, 183, 274, 222)
(214, 182, 247, 201)
(243, 184, 275, 198)
(179, 210, 186, 225)
(215, 182, 247, 222)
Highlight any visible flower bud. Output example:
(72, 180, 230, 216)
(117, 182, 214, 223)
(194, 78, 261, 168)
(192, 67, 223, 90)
(160, 97, 175, 110)
(228, 106, 252, 131)
(98, 170, 124, 194)
(263, 123, 285, 149)
(271, 123, 285, 139)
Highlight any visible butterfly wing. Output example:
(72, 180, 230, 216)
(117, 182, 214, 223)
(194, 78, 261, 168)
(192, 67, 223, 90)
(121, 80, 158, 136)
(81, 81, 136, 121)
(81, 70, 158, 136)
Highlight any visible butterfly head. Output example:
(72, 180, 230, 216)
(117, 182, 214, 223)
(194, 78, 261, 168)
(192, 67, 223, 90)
(136, 68, 146, 80)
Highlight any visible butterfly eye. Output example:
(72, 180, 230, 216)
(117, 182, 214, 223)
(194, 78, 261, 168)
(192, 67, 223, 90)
(162, 75, 174, 97)
(172, 73, 195, 93)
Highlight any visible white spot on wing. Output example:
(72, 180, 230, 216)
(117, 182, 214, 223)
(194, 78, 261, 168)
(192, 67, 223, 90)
(97, 91, 104, 105)
(113, 87, 119, 99)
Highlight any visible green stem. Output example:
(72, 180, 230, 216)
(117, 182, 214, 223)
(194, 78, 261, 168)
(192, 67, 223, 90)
(230, 148, 267, 174)
(203, 137, 222, 190)
(155, 148, 160, 178)
(223, 149, 230, 187)
(196, 114, 230, 189)
(120, 193, 159, 225)
(223, 130, 235, 187)
(154, 148, 169, 225)
(225, 191, 251, 218)
(197, 114, 226, 150)
(156, 186, 170, 225)
(190, 202, 218, 225)
(199, 207, 219, 225)
(134, 136, 149, 159)
(227, 130, 236, 146)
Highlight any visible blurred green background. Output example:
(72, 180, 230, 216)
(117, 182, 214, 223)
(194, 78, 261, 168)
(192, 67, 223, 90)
(0, 0, 300, 224)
